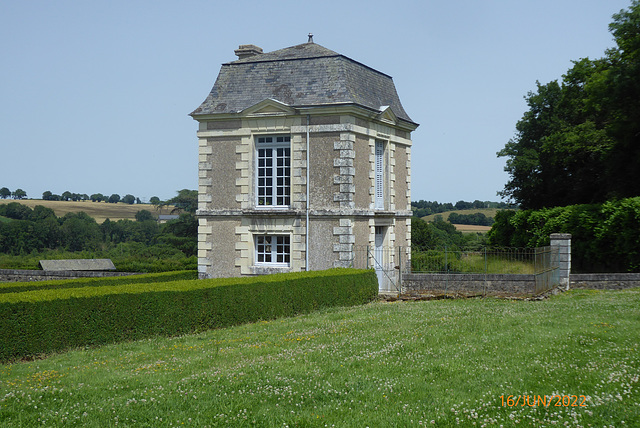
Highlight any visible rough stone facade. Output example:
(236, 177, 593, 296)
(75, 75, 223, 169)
(190, 41, 418, 281)
(193, 112, 415, 278)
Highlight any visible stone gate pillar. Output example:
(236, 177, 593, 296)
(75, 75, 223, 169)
(550, 233, 571, 289)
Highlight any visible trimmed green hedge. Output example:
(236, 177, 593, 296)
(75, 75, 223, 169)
(0, 269, 377, 362)
(0, 270, 198, 294)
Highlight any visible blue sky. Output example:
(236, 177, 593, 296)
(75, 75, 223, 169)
(0, 0, 632, 203)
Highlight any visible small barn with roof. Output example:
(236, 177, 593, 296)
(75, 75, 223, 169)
(190, 37, 418, 291)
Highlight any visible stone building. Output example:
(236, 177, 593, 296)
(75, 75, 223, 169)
(190, 38, 418, 290)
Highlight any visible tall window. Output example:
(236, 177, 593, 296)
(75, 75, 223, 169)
(255, 235, 290, 265)
(375, 140, 385, 210)
(257, 136, 290, 207)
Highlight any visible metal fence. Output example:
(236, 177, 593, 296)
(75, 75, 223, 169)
(533, 246, 561, 294)
(350, 246, 406, 293)
(349, 245, 560, 296)
(410, 246, 557, 275)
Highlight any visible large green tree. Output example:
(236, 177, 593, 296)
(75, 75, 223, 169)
(12, 189, 27, 200)
(60, 212, 101, 251)
(164, 189, 198, 214)
(122, 194, 136, 205)
(498, 1, 640, 209)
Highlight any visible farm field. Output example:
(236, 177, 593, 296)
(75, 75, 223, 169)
(420, 208, 512, 233)
(0, 199, 175, 223)
(452, 224, 492, 233)
(1, 288, 638, 426)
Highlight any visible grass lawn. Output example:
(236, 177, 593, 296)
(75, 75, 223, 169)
(1, 289, 638, 427)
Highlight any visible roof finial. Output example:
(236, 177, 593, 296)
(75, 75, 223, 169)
(308, 33, 314, 43)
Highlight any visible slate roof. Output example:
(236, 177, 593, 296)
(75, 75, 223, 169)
(191, 42, 415, 124)
(39, 259, 116, 271)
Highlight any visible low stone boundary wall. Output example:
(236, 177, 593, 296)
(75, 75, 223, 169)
(402, 273, 536, 296)
(0, 269, 138, 283)
(401, 272, 640, 296)
(571, 273, 640, 290)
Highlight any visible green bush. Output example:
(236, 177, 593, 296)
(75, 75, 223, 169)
(411, 250, 458, 272)
(488, 196, 640, 272)
(0, 269, 377, 362)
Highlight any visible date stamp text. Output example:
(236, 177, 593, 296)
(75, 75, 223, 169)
(500, 395, 587, 407)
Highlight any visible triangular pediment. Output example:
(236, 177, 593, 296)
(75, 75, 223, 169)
(377, 106, 398, 125)
(242, 99, 295, 116)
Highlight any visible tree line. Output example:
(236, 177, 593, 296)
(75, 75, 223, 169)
(43, 190, 157, 205)
(0, 187, 165, 205)
(0, 202, 196, 256)
(447, 212, 494, 226)
(0, 187, 27, 200)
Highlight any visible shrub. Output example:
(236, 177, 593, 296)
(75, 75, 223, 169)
(0, 269, 377, 362)
(411, 250, 458, 272)
(487, 197, 640, 272)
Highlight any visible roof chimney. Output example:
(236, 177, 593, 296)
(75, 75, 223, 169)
(234, 44, 263, 59)
(308, 33, 314, 43)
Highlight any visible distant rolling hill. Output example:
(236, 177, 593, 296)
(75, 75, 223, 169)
(419, 208, 516, 233)
(0, 199, 176, 223)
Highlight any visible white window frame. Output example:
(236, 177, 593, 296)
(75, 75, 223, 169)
(256, 135, 291, 208)
(255, 234, 291, 266)
(375, 140, 385, 210)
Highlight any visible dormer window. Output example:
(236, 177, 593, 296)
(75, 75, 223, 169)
(256, 136, 291, 207)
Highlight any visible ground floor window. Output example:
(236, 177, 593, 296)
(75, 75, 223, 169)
(255, 235, 290, 265)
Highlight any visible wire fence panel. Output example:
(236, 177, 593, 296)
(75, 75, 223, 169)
(350, 246, 404, 293)
(408, 246, 560, 296)
(345, 245, 560, 296)
(410, 246, 544, 275)
(533, 246, 560, 294)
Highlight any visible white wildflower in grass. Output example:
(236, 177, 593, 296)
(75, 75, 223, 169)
(0, 289, 639, 426)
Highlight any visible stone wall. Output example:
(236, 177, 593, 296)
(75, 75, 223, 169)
(0, 269, 139, 283)
(571, 273, 640, 290)
(401, 272, 640, 296)
(402, 273, 536, 296)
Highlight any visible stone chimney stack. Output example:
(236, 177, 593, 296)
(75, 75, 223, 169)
(234, 44, 263, 59)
